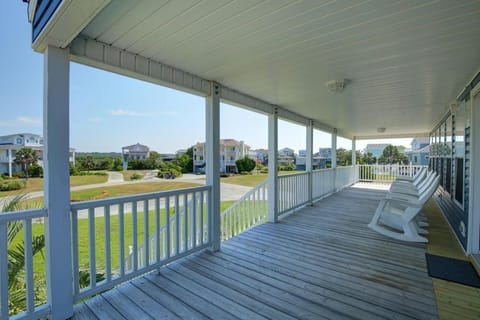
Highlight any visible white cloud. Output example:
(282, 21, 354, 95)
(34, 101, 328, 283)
(0, 117, 42, 127)
(17, 116, 42, 125)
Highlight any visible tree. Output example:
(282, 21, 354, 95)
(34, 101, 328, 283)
(236, 156, 256, 173)
(78, 156, 96, 171)
(361, 152, 376, 165)
(378, 145, 408, 164)
(149, 151, 161, 162)
(13, 148, 39, 180)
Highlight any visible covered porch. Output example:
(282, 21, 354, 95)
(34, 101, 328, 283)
(2, 1, 480, 319)
(72, 185, 479, 320)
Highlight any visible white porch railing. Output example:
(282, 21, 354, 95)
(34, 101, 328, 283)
(357, 164, 426, 183)
(278, 172, 310, 214)
(0, 208, 50, 320)
(221, 179, 268, 240)
(70, 185, 211, 302)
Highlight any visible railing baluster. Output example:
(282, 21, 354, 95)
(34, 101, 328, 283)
(72, 209, 79, 295)
(104, 205, 111, 282)
(144, 200, 149, 267)
(155, 198, 160, 263)
(132, 202, 138, 272)
(24, 218, 34, 313)
(192, 192, 197, 247)
(165, 197, 171, 258)
(119, 203, 125, 277)
(0, 223, 8, 320)
(200, 191, 204, 245)
(88, 207, 96, 288)
(183, 194, 188, 251)
(175, 194, 180, 255)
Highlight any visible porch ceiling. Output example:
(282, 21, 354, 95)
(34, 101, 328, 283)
(77, 0, 480, 138)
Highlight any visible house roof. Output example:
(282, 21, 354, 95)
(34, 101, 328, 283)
(122, 143, 150, 152)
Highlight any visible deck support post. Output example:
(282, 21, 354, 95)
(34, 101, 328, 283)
(206, 82, 221, 251)
(468, 84, 480, 254)
(268, 109, 279, 222)
(332, 128, 337, 190)
(352, 137, 357, 183)
(306, 121, 313, 204)
(43, 45, 73, 320)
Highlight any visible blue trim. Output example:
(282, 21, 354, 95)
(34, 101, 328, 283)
(32, 0, 63, 42)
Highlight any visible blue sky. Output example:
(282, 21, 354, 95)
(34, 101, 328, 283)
(1, 2, 412, 153)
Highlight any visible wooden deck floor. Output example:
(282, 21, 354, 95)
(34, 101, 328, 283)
(73, 187, 438, 320)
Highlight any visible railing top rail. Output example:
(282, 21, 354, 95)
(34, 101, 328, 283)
(0, 208, 47, 224)
(336, 165, 354, 169)
(71, 185, 211, 210)
(277, 171, 309, 180)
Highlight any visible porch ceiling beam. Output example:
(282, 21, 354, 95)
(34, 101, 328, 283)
(355, 132, 431, 140)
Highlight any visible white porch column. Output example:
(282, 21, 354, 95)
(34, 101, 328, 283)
(352, 137, 357, 183)
(206, 82, 221, 251)
(43, 46, 73, 319)
(331, 128, 337, 168)
(7, 148, 12, 178)
(306, 121, 313, 204)
(268, 108, 279, 222)
(468, 84, 480, 254)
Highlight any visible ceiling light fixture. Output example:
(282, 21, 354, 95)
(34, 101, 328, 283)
(326, 79, 347, 94)
(377, 127, 386, 133)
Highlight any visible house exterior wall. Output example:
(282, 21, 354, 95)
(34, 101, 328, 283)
(193, 139, 250, 173)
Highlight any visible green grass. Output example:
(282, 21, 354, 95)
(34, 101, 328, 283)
(0, 175, 109, 197)
(219, 170, 305, 187)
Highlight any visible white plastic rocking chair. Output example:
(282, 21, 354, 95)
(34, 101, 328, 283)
(368, 173, 439, 242)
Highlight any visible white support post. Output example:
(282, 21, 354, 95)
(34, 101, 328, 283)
(331, 129, 337, 190)
(306, 121, 313, 204)
(268, 109, 279, 222)
(43, 45, 73, 319)
(468, 84, 480, 254)
(352, 137, 357, 183)
(206, 82, 221, 251)
(7, 148, 12, 178)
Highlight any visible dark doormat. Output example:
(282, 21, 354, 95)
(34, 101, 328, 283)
(426, 253, 480, 288)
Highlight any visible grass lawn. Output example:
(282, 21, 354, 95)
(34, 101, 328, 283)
(0, 175, 109, 197)
(219, 170, 303, 187)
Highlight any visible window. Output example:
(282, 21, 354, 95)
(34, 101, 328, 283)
(16, 138, 22, 144)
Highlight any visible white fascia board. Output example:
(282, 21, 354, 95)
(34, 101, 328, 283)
(32, 0, 111, 52)
(70, 38, 211, 97)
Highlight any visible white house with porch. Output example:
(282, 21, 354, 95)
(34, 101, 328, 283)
(2, 1, 480, 319)
(0, 133, 75, 177)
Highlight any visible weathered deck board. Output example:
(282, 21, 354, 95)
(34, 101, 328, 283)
(73, 187, 438, 320)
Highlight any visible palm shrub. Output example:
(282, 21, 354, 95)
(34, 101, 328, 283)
(2, 194, 46, 314)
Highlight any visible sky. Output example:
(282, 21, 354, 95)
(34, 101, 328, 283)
(0, 2, 413, 154)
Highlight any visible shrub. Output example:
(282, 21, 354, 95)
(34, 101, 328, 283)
(278, 164, 295, 171)
(236, 156, 256, 173)
(130, 173, 143, 180)
(220, 173, 230, 177)
(28, 164, 43, 178)
(0, 181, 25, 191)
(260, 168, 268, 173)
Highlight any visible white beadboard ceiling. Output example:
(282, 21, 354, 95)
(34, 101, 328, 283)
(78, 0, 480, 138)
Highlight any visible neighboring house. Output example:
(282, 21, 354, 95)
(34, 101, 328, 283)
(278, 147, 295, 166)
(0, 133, 75, 177)
(295, 150, 327, 170)
(251, 149, 268, 165)
(122, 143, 150, 170)
(319, 148, 332, 159)
(406, 137, 430, 165)
(364, 143, 389, 158)
(193, 139, 250, 173)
